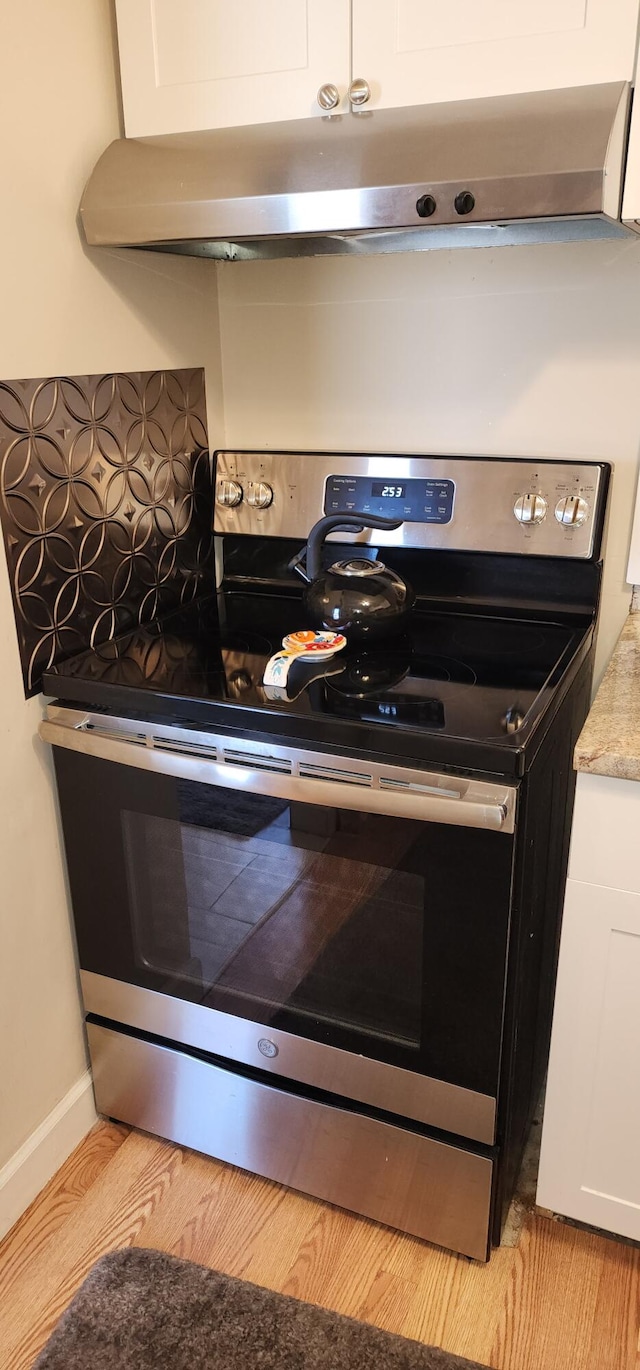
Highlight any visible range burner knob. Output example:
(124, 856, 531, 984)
(217, 479, 243, 508)
(555, 495, 589, 527)
(513, 493, 547, 524)
(246, 481, 274, 510)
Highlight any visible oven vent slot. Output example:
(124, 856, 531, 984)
(379, 776, 462, 800)
(298, 762, 373, 787)
(151, 736, 220, 761)
(83, 723, 148, 747)
(223, 748, 292, 775)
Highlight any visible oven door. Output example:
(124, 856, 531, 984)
(43, 707, 517, 1147)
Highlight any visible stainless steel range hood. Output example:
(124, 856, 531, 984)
(81, 81, 633, 261)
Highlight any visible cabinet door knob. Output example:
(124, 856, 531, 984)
(317, 83, 340, 111)
(349, 77, 371, 106)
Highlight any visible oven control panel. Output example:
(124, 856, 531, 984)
(214, 451, 608, 559)
(324, 475, 456, 524)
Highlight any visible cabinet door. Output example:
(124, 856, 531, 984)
(622, 45, 640, 228)
(352, 0, 640, 110)
(115, 0, 350, 137)
(537, 877, 640, 1241)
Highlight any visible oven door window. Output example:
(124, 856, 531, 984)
(123, 788, 425, 1052)
(56, 753, 514, 1097)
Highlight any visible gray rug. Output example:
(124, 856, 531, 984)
(34, 1247, 491, 1370)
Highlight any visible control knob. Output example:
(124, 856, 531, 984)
(416, 193, 437, 218)
(216, 479, 243, 508)
(513, 493, 547, 525)
(555, 495, 589, 527)
(454, 190, 476, 216)
(246, 481, 274, 510)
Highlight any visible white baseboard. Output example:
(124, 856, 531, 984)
(0, 1072, 97, 1242)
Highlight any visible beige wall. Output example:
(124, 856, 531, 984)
(0, 1, 220, 1168)
(216, 240, 640, 681)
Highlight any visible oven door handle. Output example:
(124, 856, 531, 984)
(40, 708, 517, 834)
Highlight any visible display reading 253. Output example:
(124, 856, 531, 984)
(372, 481, 406, 499)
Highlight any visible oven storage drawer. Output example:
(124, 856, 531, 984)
(88, 1022, 493, 1261)
(82, 973, 496, 1144)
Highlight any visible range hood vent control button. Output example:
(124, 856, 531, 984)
(454, 190, 475, 216)
(416, 194, 437, 218)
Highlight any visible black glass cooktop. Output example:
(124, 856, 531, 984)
(43, 591, 592, 777)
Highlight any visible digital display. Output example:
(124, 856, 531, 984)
(371, 481, 406, 499)
(329, 694, 445, 728)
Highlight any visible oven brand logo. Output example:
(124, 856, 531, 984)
(258, 1038, 279, 1059)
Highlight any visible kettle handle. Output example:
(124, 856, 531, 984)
(306, 513, 403, 581)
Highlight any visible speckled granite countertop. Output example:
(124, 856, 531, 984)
(575, 613, 640, 780)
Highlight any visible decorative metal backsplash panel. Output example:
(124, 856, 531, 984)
(0, 368, 212, 694)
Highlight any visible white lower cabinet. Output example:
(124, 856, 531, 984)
(537, 774, 640, 1240)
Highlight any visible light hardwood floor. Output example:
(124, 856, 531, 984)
(0, 1121, 638, 1370)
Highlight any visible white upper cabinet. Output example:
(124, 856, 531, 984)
(115, 0, 640, 139)
(352, 0, 640, 110)
(115, 0, 351, 136)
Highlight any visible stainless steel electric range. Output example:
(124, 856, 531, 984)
(40, 451, 609, 1261)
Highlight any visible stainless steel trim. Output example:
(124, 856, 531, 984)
(87, 1022, 493, 1260)
(214, 451, 606, 560)
(96, 218, 634, 260)
(80, 83, 630, 261)
(82, 972, 496, 1145)
(41, 706, 517, 834)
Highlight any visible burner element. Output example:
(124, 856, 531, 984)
(412, 654, 478, 686)
(220, 629, 273, 658)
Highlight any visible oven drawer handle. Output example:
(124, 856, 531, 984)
(39, 710, 516, 834)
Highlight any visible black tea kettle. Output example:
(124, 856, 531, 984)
(295, 514, 415, 642)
